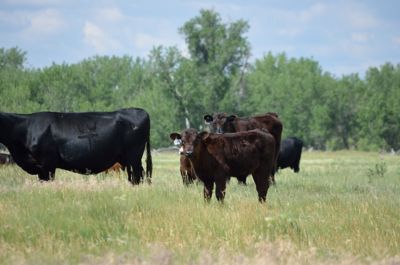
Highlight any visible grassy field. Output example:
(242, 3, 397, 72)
(0, 151, 399, 264)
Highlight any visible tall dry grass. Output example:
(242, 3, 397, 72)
(0, 151, 399, 264)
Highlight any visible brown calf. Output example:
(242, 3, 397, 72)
(105, 162, 123, 174)
(170, 128, 275, 203)
(180, 155, 197, 185)
(203, 112, 282, 184)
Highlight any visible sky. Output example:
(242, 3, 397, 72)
(0, 0, 399, 77)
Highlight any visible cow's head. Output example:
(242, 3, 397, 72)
(204, 113, 237, 134)
(170, 129, 209, 158)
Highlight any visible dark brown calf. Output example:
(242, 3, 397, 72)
(170, 128, 275, 203)
(204, 112, 282, 184)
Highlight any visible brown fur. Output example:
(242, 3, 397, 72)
(204, 112, 282, 183)
(105, 162, 123, 174)
(170, 129, 275, 203)
(180, 155, 197, 185)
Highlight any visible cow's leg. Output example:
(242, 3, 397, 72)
(252, 169, 270, 203)
(49, 169, 55, 180)
(132, 160, 144, 184)
(203, 180, 213, 202)
(294, 160, 300, 173)
(38, 173, 49, 181)
(38, 170, 53, 182)
(127, 165, 134, 184)
(271, 172, 276, 185)
(187, 170, 196, 184)
(236, 175, 247, 185)
(181, 170, 193, 186)
(215, 178, 227, 202)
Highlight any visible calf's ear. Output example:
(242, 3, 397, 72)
(203, 114, 213, 124)
(199, 131, 210, 141)
(227, 115, 236, 122)
(170, 133, 181, 141)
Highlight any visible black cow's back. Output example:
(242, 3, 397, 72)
(0, 108, 152, 183)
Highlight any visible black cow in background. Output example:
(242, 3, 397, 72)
(0, 108, 152, 184)
(277, 137, 303, 173)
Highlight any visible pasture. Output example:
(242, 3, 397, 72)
(0, 151, 399, 264)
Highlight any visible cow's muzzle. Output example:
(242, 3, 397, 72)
(184, 151, 193, 157)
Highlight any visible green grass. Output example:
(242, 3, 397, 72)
(0, 151, 399, 264)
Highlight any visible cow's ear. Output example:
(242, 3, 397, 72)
(199, 131, 210, 141)
(227, 115, 236, 122)
(204, 114, 213, 124)
(170, 133, 181, 141)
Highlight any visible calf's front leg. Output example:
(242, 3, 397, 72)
(203, 180, 214, 202)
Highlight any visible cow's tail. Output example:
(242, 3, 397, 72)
(145, 135, 153, 184)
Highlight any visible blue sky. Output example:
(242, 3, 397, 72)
(0, 0, 399, 77)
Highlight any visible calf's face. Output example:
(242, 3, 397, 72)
(204, 113, 236, 134)
(170, 129, 209, 158)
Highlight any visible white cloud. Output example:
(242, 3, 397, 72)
(338, 41, 372, 58)
(0, 10, 27, 27)
(134, 32, 179, 49)
(393, 36, 400, 46)
(340, 3, 380, 29)
(83, 21, 121, 53)
(94, 6, 124, 22)
(298, 2, 326, 23)
(186, 1, 242, 13)
(252, 3, 327, 39)
(266, 2, 327, 24)
(21, 9, 66, 38)
(277, 28, 304, 38)
(351, 33, 373, 42)
(130, 32, 185, 57)
(134, 33, 165, 49)
(330, 59, 383, 77)
(2, 0, 63, 6)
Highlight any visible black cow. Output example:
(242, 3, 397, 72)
(0, 108, 152, 184)
(277, 137, 303, 173)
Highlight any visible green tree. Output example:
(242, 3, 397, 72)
(322, 74, 363, 150)
(358, 63, 400, 151)
(0, 47, 26, 70)
(243, 52, 330, 148)
(179, 9, 251, 122)
(0, 47, 39, 113)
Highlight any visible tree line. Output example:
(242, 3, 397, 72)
(0, 10, 399, 151)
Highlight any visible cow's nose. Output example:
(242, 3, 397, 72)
(185, 151, 193, 157)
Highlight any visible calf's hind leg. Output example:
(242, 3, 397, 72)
(215, 178, 227, 202)
(203, 180, 214, 202)
(252, 169, 271, 203)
